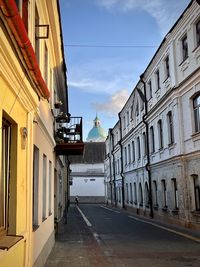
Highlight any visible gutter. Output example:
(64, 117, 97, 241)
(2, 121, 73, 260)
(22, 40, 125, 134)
(0, 0, 50, 99)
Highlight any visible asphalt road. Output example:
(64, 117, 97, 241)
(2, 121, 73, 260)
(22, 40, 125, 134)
(45, 204, 200, 267)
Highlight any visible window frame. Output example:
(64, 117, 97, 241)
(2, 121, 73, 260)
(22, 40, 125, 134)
(193, 94, 200, 133)
(158, 119, 163, 149)
(167, 111, 174, 145)
(155, 69, 160, 91)
(150, 126, 155, 153)
(181, 34, 188, 62)
(195, 19, 200, 48)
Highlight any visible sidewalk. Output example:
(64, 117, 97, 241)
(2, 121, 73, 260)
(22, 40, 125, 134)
(45, 205, 112, 267)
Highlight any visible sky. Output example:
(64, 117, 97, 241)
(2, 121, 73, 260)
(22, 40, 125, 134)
(60, 0, 190, 140)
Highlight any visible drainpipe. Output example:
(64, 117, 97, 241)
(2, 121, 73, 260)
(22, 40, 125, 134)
(0, 0, 50, 99)
(111, 131, 117, 207)
(118, 114, 125, 209)
(140, 74, 153, 218)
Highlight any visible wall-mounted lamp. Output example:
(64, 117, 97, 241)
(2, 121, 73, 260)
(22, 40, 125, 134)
(20, 127, 28, 149)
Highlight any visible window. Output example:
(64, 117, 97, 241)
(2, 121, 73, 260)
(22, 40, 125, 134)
(148, 80, 152, 100)
(136, 101, 139, 116)
(164, 55, 170, 79)
(139, 183, 143, 206)
(1, 119, 11, 235)
(143, 132, 147, 156)
(33, 146, 39, 228)
(126, 183, 129, 203)
(196, 20, 200, 47)
(127, 111, 129, 126)
(123, 116, 126, 129)
(137, 136, 141, 160)
(42, 154, 47, 220)
(172, 178, 178, 210)
(145, 182, 149, 206)
(167, 111, 174, 144)
(193, 175, 200, 211)
(128, 144, 131, 164)
(130, 183, 133, 203)
(124, 147, 127, 166)
(155, 69, 160, 91)
(134, 182, 137, 204)
(150, 126, 155, 153)
(49, 161, 52, 215)
(153, 181, 158, 206)
(161, 180, 167, 208)
(158, 119, 163, 149)
(132, 141, 135, 162)
(193, 94, 200, 133)
(181, 35, 188, 61)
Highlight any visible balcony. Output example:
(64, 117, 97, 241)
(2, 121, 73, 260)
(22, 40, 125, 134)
(55, 116, 84, 155)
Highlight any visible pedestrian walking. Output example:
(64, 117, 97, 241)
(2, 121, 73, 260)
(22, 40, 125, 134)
(75, 195, 79, 206)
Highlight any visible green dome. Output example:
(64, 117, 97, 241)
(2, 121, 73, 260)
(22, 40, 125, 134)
(86, 115, 107, 142)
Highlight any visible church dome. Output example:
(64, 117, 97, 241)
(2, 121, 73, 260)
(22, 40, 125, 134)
(86, 115, 107, 142)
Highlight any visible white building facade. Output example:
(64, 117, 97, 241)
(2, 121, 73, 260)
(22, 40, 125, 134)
(70, 142, 106, 203)
(105, 0, 200, 230)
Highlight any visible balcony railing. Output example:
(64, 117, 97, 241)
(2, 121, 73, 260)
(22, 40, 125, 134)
(54, 116, 84, 155)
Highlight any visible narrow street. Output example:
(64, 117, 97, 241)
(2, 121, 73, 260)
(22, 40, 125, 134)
(45, 204, 200, 267)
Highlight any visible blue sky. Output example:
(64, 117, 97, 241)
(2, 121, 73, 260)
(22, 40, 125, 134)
(60, 0, 190, 140)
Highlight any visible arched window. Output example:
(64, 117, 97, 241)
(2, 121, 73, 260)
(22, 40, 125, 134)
(134, 182, 137, 204)
(161, 180, 167, 208)
(132, 141, 135, 162)
(153, 180, 158, 207)
(145, 182, 149, 206)
(157, 119, 163, 149)
(167, 111, 174, 144)
(192, 175, 200, 211)
(143, 132, 147, 156)
(139, 183, 143, 206)
(193, 94, 200, 133)
(137, 136, 141, 159)
(150, 126, 155, 153)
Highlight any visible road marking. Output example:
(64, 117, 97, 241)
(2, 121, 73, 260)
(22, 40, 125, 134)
(77, 206, 92, 227)
(100, 205, 120, 213)
(128, 215, 200, 243)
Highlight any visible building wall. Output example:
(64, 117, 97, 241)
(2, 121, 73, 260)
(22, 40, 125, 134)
(105, 0, 200, 230)
(70, 163, 105, 203)
(0, 0, 69, 266)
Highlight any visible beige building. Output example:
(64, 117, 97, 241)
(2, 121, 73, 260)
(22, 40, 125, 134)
(0, 1, 83, 267)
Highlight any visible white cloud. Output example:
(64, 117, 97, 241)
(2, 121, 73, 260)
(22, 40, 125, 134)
(96, 0, 189, 36)
(91, 89, 129, 116)
(68, 57, 137, 95)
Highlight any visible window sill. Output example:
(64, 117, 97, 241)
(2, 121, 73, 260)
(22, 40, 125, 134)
(191, 131, 200, 142)
(168, 142, 175, 149)
(191, 210, 200, 217)
(179, 57, 189, 72)
(172, 209, 179, 215)
(162, 206, 168, 212)
(0, 235, 23, 250)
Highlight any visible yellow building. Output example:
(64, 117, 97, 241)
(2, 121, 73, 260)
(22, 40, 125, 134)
(0, 0, 84, 266)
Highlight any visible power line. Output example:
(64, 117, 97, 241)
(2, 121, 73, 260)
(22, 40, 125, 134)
(64, 44, 157, 48)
